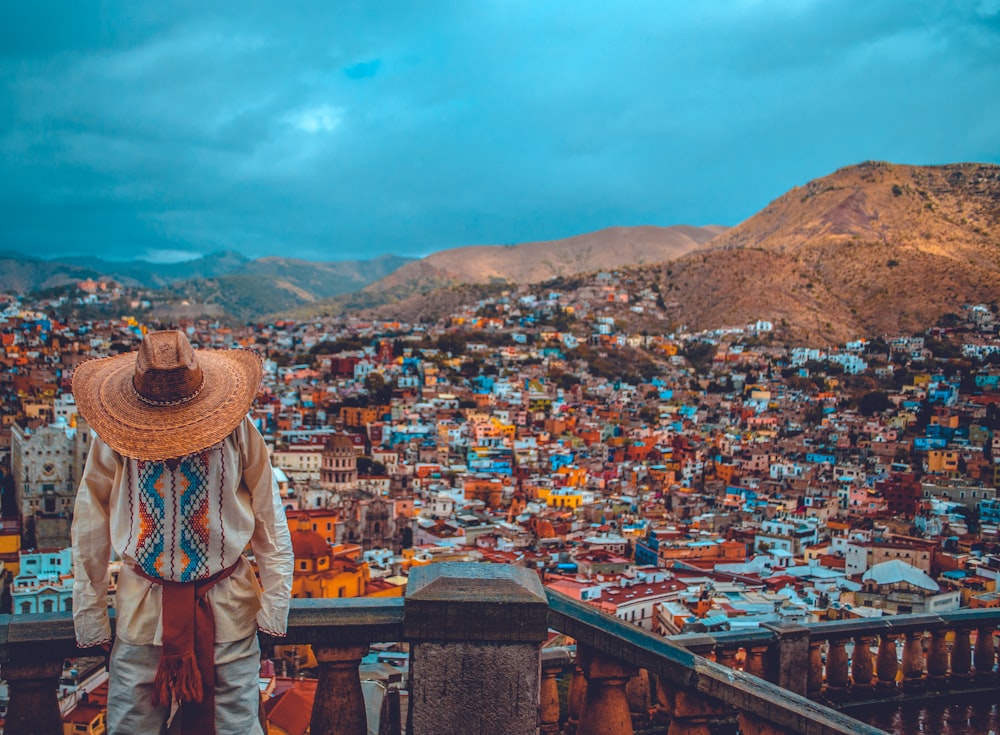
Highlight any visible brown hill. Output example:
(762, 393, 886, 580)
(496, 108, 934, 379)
(360, 224, 724, 299)
(656, 161, 1000, 342)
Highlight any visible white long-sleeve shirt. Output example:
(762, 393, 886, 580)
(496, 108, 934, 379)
(72, 417, 293, 647)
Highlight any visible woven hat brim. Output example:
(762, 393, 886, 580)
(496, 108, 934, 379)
(73, 348, 263, 461)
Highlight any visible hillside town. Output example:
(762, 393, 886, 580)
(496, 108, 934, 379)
(2, 274, 1000, 733)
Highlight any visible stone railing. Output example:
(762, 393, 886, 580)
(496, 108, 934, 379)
(0, 563, 896, 735)
(667, 609, 1000, 704)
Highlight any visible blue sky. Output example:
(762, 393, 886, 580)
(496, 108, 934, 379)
(2, 1, 998, 263)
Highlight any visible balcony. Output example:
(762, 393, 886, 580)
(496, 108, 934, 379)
(0, 562, 997, 735)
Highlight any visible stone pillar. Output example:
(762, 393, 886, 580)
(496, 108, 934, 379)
(540, 650, 567, 734)
(744, 644, 769, 680)
(875, 634, 899, 693)
(715, 646, 738, 670)
(2, 658, 65, 735)
(824, 638, 850, 697)
(973, 626, 997, 682)
(951, 627, 973, 683)
(807, 639, 825, 699)
(404, 562, 549, 735)
(925, 629, 949, 687)
(900, 631, 926, 691)
(311, 644, 369, 735)
(625, 668, 651, 731)
(576, 644, 636, 735)
(566, 663, 587, 734)
(762, 622, 810, 694)
(851, 635, 875, 694)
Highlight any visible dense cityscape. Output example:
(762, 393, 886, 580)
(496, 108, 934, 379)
(2, 273, 1000, 733)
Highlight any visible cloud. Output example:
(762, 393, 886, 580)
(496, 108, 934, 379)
(290, 105, 344, 134)
(0, 1, 998, 262)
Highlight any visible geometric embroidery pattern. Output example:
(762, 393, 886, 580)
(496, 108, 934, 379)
(177, 452, 211, 581)
(134, 461, 167, 579)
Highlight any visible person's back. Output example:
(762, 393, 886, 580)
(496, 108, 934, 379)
(72, 329, 293, 735)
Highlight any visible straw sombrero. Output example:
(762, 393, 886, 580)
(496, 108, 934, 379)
(73, 330, 263, 461)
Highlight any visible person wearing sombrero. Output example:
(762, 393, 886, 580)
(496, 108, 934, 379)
(71, 330, 293, 735)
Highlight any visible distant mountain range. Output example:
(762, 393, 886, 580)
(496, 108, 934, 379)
(4, 160, 999, 341)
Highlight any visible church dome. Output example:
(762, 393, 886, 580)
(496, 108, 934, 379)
(290, 528, 329, 561)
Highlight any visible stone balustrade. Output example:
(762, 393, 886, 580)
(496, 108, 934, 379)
(0, 563, 917, 735)
(668, 609, 1000, 705)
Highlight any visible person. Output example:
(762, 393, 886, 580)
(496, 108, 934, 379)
(71, 329, 294, 735)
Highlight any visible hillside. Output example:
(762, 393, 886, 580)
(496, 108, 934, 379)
(650, 162, 1000, 342)
(293, 225, 725, 319)
(164, 254, 414, 321)
(0, 253, 105, 294)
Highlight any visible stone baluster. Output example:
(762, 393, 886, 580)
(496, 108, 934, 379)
(566, 663, 587, 734)
(807, 638, 825, 699)
(652, 673, 672, 730)
(715, 645, 739, 670)
(900, 631, 925, 691)
(851, 635, 875, 694)
(576, 644, 637, 735)
(625, 668, 651, 731)
(310, 644, 369, 735)
(973, 626, 997, 682)
(378, 687, 402, 735)
(950, 627, 973, 683)
(1, 657, 66, 735)
(925, 628, 949, 687)
(824, 638, 849, 698)
(404, 562, 549, 735)
(539, 656, 564, 734)
(744, 644, 770, 680)
(875, 633, 899, 693)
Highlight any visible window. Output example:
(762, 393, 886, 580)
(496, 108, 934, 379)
(20, 602, 31, 614)
(43, 599, 54, 613)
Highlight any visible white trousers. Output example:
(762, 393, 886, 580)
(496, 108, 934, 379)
(107, 633, 265, 735)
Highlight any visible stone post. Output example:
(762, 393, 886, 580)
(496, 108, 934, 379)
(824, 638, 850, 698)
(951, 627, 972, 682)
(576, 644, 636, 735)
(540, 648, 570, 734)
(900, 631, 925, 691)
(807, 639, 825, 699)
(625, 668, 652, 730)
(311, 644, 369, 735)
(973, 626, 997, 682)
(404, 562, 549, 735)
(2, 658, 66, 735)
(925, 628, 949, 687)
(875, 633, 899, 694)
(851, 635, 875, 694)
(762, 622, 810, 695)
(566, 663, 587, 734)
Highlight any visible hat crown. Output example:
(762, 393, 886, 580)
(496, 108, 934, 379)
(133, 331, 205, 406)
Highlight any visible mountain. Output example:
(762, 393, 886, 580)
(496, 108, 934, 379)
(647, 161, 1000, 342)
(293, 225, 726, 318)
(58, 251, 251, 288)
(0, 252, 106, 294)
(0, 250, 252, 293)
(162, 254, 414, 321)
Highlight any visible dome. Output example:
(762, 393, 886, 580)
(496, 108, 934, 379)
(290, 528, 330, 561)
(324, 434, 355, 455)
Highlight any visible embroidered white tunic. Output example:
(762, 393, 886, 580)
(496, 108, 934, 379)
(72, 417, 294, 647)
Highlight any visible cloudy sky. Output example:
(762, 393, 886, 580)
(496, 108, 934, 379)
(2, 1, 998, 263)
